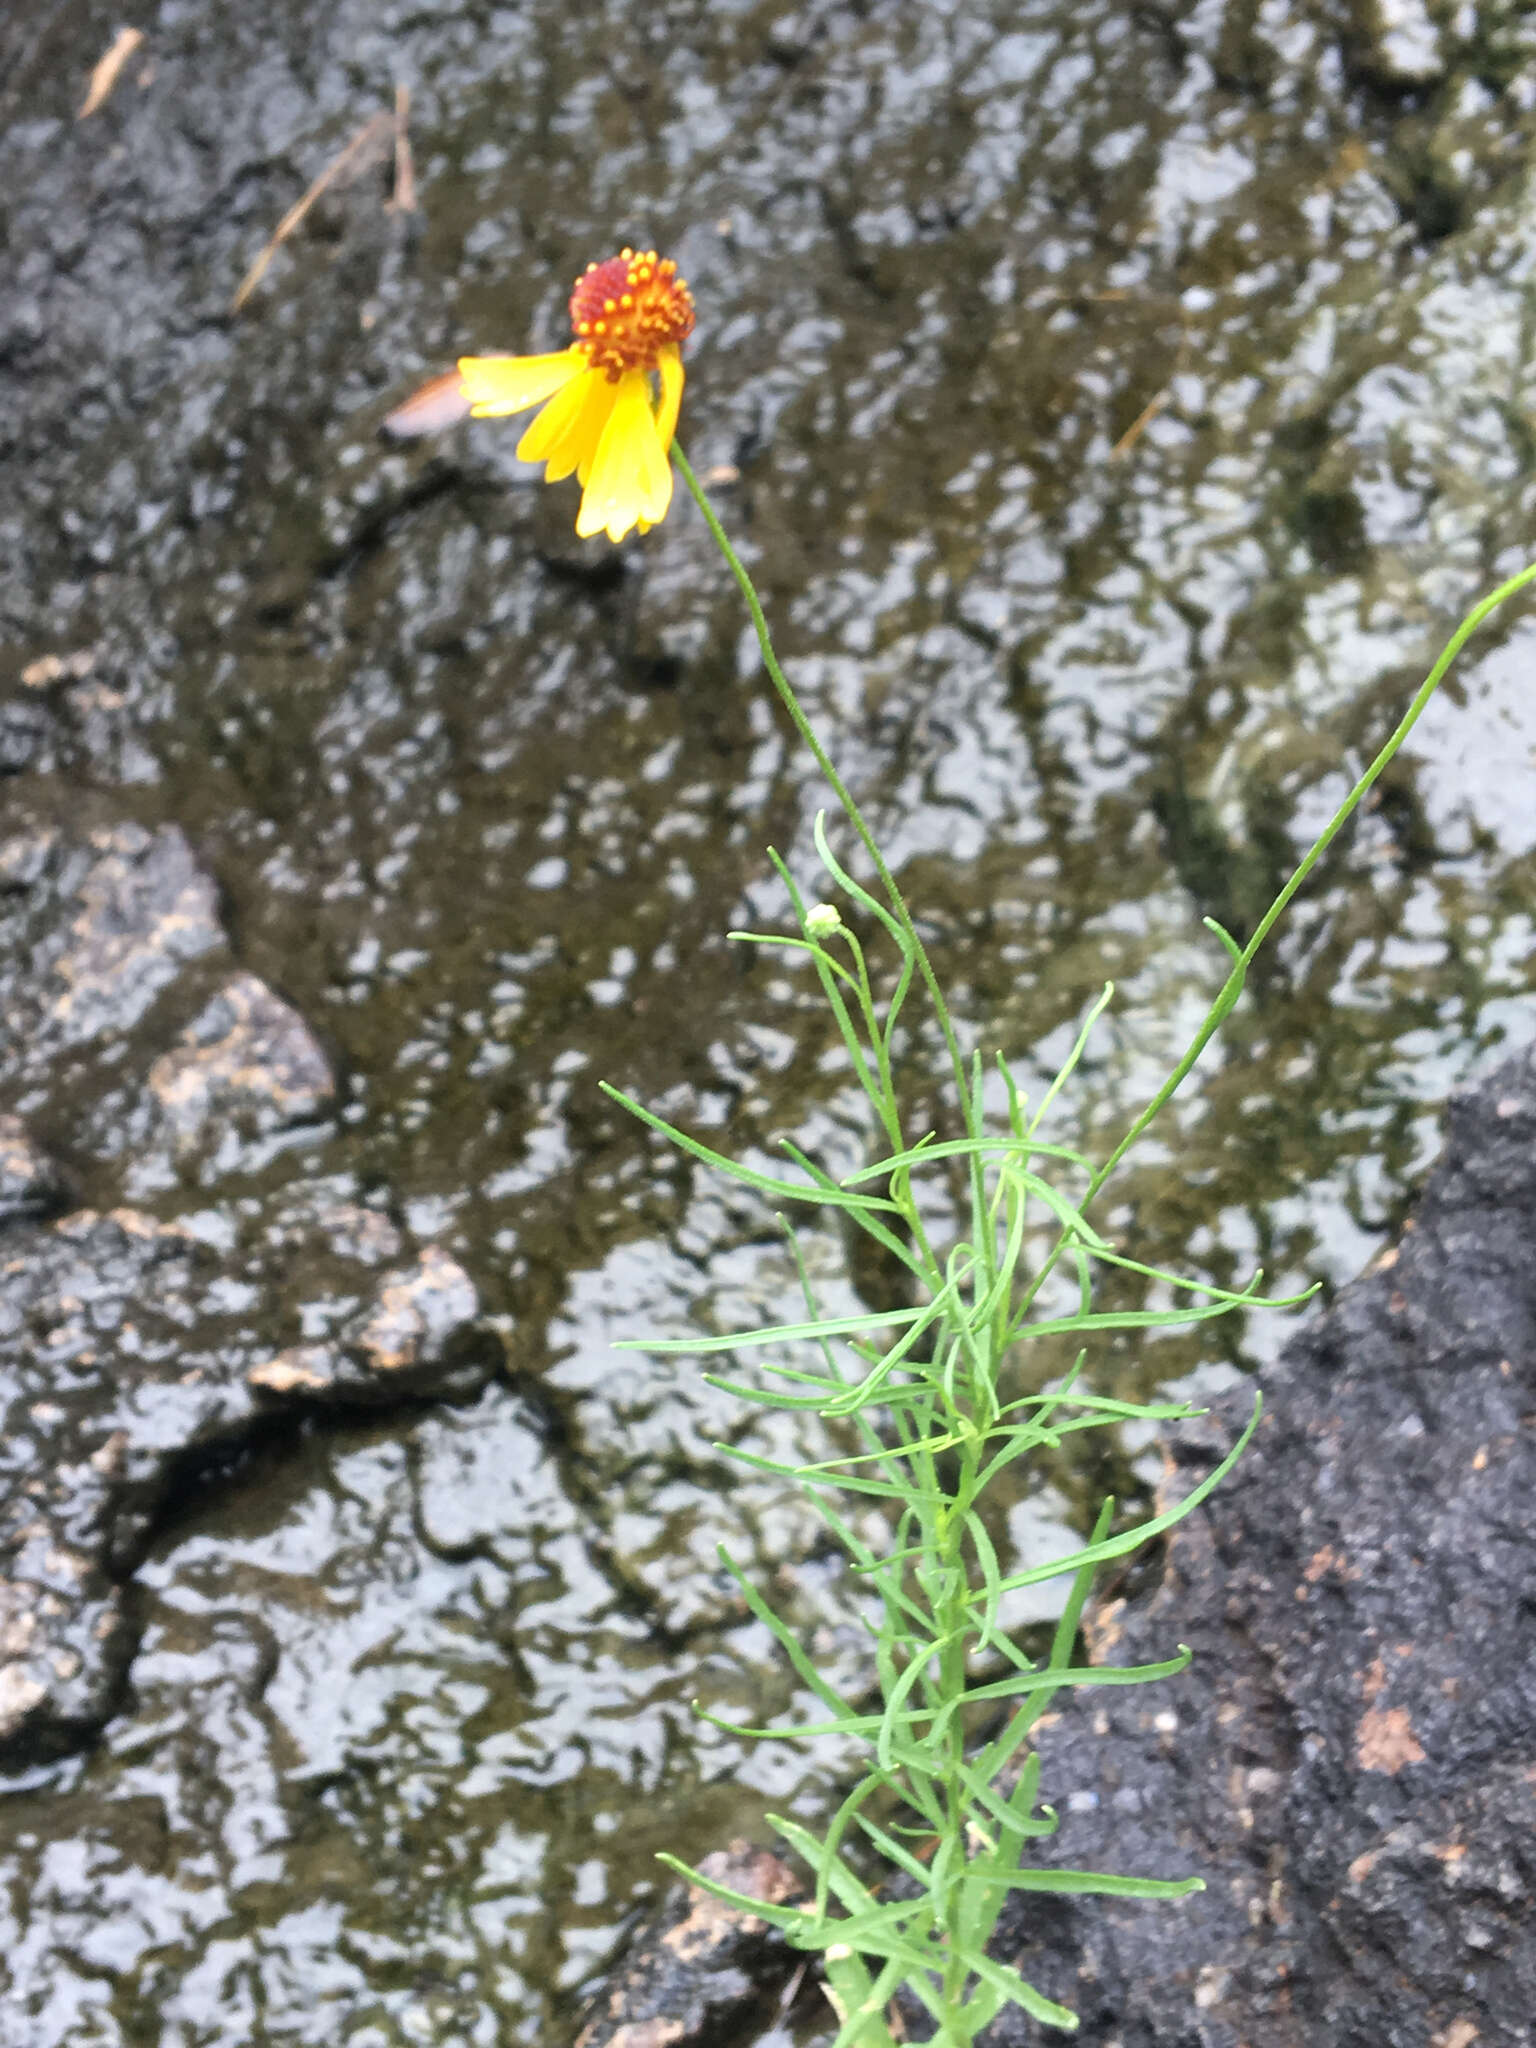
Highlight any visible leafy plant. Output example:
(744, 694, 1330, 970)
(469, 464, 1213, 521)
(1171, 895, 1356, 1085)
(605, 466, 1536, 2044)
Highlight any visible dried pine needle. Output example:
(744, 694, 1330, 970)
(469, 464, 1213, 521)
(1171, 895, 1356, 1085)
(231, 108, 396, 314)
(77, 26, 144, 119)
(390, 83, 416, 213)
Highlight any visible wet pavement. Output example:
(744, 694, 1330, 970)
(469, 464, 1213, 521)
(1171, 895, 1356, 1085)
(3, 1, 1536, 2042)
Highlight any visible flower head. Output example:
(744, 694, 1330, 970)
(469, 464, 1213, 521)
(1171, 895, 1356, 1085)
(457, 249, 695, 543)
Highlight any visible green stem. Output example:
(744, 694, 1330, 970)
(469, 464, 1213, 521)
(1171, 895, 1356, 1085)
(935, 1434, 982, 2039)
(1086, 558, 1536, 1204)
(675, 445, 982, 1148)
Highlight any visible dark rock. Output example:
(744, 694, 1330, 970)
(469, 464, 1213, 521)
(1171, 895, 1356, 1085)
(980, 1038, 1536, 2047)
(0, 649, 156, 787)
(119, 969, 336, 1194)
(0, 1517, 128, 1760)
(245, 1240, 484, 1407)
(574, 1842, 803, 2048)
(0, 693, 52, 777)
(149, 969, 333, 1132)
(0, 795, 225, 1107)
(0, 1114, 69, 1222)
(0, 1202, 491, 1765)
(0, 796, 495, 1766)
(2, 790, 339, 1195)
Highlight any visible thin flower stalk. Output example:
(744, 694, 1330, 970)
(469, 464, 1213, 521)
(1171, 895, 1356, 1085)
(432, 247, 1536, 2045)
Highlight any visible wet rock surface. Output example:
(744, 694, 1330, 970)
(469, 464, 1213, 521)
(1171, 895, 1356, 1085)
(0, 790, 493, 1764)
(3, 0, 1536, 2042)
(0, 1205, 489, 1763)
(1, 802, 226, 1100)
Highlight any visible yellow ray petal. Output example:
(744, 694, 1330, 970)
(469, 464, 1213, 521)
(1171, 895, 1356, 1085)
(458, 347, 586, 418)
(653, 344, 684, 452)
(575, 371, 673, 542)
(517, 366, 615, 482)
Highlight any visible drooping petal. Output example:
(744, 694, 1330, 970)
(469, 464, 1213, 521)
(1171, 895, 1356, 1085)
(575, 370, 673, 542)
(382, 370, 475, 439)
(517, 366, 615, 482)
(653, 343, 684, 453)
(458, 348, 587, 418)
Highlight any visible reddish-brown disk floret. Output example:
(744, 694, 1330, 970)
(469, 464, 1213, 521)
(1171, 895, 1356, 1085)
(569, 248, 696, 380)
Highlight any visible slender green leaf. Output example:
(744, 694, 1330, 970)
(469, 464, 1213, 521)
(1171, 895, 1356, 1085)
(1028, 982, 1115, 1141)
(652, 1853, 810, 1933)
(812, 811, 910, 954)
(963, 1949, 1081, 2031)
(984, 1395, 1260, 1596)
(600, 1081, 900, 1212)
(840, 1132, 1100, 1187)
(619, 1301, 931, 1355)
(981, 1866, 1204, 1899)
(716, 1546, 860, 1718)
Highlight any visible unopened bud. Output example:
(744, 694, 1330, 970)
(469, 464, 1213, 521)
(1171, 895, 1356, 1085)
(804, 902, 842, 939)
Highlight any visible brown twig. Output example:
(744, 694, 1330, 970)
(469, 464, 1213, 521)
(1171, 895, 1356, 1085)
(1110, 383, 1173, 461)
(77, 26, 144, 119)
(1110, 335, 1192, 462)
(231, 108, 395, 313)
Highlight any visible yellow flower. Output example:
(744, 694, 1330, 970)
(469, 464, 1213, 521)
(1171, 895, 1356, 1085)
(459, 249, 694, 543)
